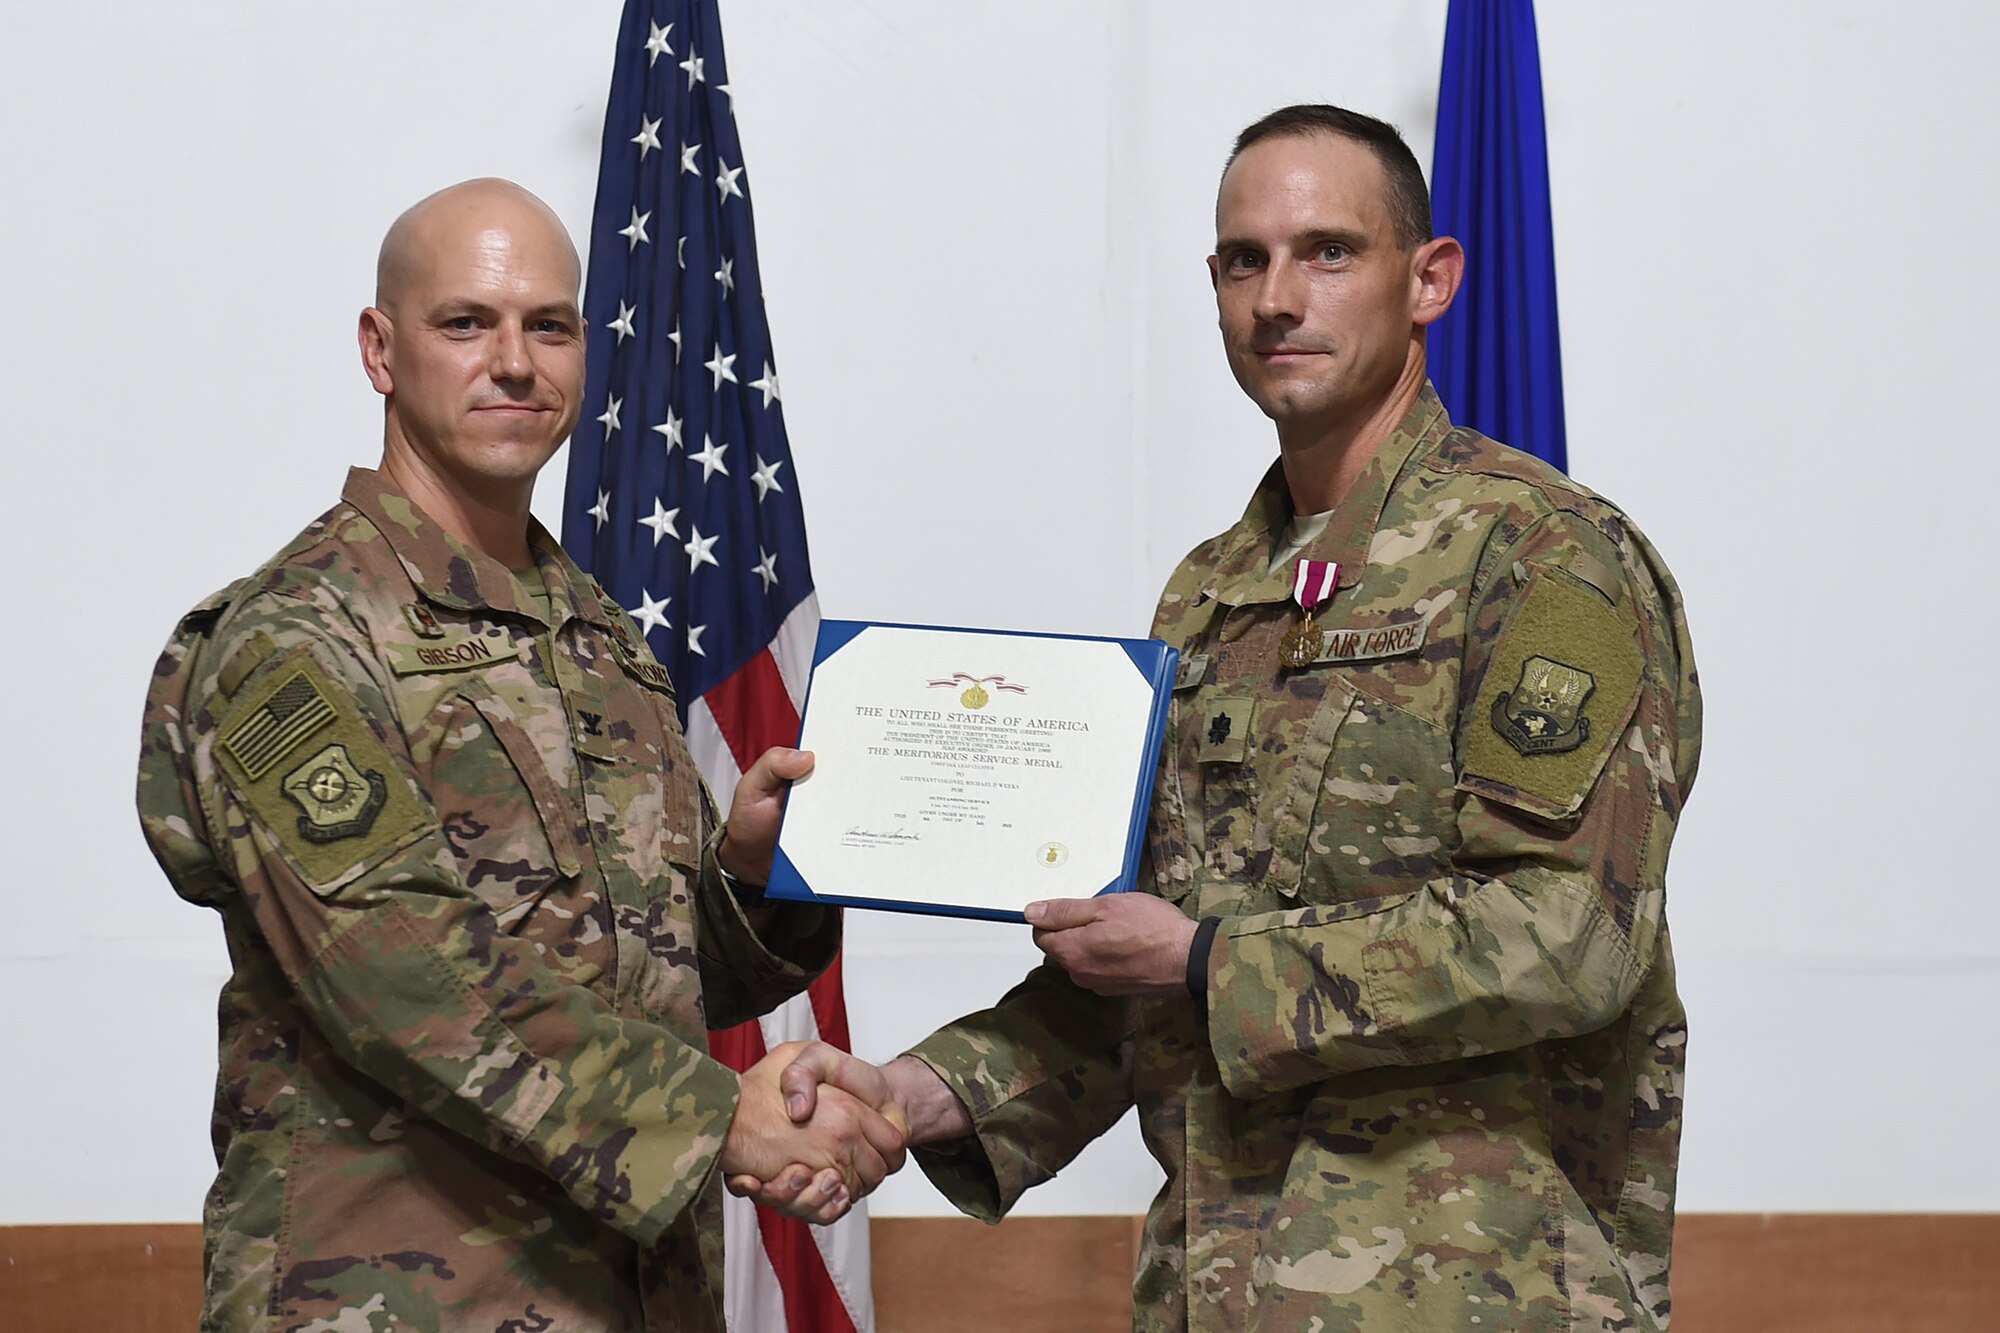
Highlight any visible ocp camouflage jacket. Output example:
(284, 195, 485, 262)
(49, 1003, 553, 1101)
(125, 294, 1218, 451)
(908, 388, 1700, 1332)
(137, 468, 836, 1332)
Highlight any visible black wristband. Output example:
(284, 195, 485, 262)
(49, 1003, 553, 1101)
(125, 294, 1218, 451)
(1185, 916, 1221, 1016)
(717, 862, 767, 909)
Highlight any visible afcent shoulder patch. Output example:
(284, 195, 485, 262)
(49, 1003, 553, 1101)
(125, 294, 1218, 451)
(1492, 656, 1596, 755)
(280, 743, 388, 842)
(213, 646, 428, 890)
(1462, 564, 1643, 820)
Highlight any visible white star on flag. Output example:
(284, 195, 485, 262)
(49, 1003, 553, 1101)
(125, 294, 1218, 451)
(704, 346, 737, 389)
(643, 19, 674, 65)
(680, 142, 701, 176)
(632, 115, 663, 159)
(679, 51, 705, 87)
(751, 456, 785, 501)
(620, 208, 651, 250)
(633, 590, 672, 634)
(754, 549, 779, 592)
(717, 82, 735, 111)
(715, 256, 735, 295)
(715, 160, 744, 203)
(638, 499, 680, 546)
(750, 362, 781, 408)
(684, 525, 720, 572)
(597, 394, 622, 434)
(588, 488, 609, 530)
(651, 407, 683, 451)
(687, 624, 707, 657)
(691, 434, 731, 480)
(668, 319, 682, 360)
(608, 301, 638, 344)
(677, 236, 688, 270)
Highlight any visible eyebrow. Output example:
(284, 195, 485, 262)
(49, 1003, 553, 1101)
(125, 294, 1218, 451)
(424, 299, 582, 324)
(1215, 226, 1373, 254)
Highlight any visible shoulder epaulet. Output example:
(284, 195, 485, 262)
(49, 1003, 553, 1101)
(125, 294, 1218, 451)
(1426, 427, 1608, 516)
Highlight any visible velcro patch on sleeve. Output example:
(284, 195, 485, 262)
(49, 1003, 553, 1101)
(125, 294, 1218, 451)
(214, 647, 429, 890)
(1461, 565, 1644, 821)
(216, 631, 278, 699)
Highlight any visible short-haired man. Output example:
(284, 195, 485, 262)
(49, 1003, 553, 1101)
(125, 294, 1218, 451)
(753, 106, 1700, 1330)
(137, 178, 904, 1332)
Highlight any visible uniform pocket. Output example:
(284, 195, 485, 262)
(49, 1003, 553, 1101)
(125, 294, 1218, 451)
(428, 677, 584, 928)
(1293, 687, 1456, 908)
(1260, 672, 1359, 900)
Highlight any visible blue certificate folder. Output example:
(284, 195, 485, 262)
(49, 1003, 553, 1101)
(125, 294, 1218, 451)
(763, 620, 1178, 923)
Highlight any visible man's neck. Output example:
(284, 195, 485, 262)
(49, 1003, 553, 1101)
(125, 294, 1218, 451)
(378, 442, 536, 570)
(1275, 352, 1427, 515)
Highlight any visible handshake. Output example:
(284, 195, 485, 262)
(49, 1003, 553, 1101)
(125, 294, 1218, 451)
(717, 1042, 972, 1225)
(714, 889, 1202, 1224)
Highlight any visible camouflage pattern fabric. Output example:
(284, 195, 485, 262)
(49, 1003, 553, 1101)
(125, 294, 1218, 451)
(907, 386, 1700, 1331)
(136, 468, 838, 1332)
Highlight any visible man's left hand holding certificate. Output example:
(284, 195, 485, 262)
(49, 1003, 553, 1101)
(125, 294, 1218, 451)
(763, 621, 1177, 921)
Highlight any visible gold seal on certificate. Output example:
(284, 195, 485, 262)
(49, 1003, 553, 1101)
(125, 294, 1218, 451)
(764, 622, 1176, 921)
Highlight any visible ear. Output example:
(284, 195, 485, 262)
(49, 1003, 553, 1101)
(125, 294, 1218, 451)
(1409, 236, 1465, 329)
(1206, 253, 1221, 292)
(358, 307, 395, 396)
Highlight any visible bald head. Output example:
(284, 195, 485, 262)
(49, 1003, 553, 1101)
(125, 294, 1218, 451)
(359, 178, 588, 552)
(375, 178, 581, 310)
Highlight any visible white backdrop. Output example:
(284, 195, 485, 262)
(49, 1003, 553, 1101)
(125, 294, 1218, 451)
(4, 1, 1996, 1223)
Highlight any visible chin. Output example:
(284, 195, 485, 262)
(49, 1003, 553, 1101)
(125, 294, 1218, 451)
(464, 442, 562, 483)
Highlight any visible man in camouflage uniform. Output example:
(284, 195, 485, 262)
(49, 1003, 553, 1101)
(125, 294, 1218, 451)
(751, 106, 1700, 1330)
(136, 179, 903, 1332)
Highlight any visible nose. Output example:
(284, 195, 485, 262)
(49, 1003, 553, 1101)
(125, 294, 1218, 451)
(1252, 256, 1305, 326)
(490, 320, 535, 389)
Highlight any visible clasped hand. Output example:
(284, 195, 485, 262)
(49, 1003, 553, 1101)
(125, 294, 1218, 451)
(726, 893, 1197, 1224)
(722, 1041, 908, 1225)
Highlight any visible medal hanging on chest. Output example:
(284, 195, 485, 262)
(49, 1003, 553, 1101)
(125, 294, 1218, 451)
(1280, 559, 1340, 669)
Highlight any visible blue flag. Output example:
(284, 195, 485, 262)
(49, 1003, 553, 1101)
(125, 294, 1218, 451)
(1429, 0, 1568, 472)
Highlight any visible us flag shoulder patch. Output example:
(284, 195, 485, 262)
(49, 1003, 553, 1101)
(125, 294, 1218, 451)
(221, 669, 336, 779)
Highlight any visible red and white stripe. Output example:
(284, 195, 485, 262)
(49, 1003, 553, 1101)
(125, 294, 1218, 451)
(1291, 558, 1340, 613)
(689, 594, 874, 1333)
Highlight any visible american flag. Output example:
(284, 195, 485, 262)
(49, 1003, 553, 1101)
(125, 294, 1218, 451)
(562, 3, 871, 1329)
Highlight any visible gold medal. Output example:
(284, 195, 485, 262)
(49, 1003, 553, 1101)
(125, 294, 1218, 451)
(1280, 613, 1321, 670)
(1280, 558, 1340, 669)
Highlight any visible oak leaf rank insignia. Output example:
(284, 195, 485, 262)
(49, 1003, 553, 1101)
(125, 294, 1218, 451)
(1492, 655, 1596, 755)
(280, 742, 389, 843)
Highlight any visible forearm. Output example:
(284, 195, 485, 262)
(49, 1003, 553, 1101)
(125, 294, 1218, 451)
(1206, 861, 1648, 1097)
(902, 962, 1137, 1220)
(883, 1054, 974, 1144)
(698, 824, 840, 1027)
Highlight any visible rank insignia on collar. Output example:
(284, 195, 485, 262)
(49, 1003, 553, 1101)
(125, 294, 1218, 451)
(403, 603, 447, 639)
(1492, 656, 1596, 756)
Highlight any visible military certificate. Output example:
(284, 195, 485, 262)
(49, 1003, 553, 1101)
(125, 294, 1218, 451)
(764, 621, 1176, 921)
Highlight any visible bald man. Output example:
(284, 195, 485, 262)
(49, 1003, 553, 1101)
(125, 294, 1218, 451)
(136, 180, 902, 1332)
